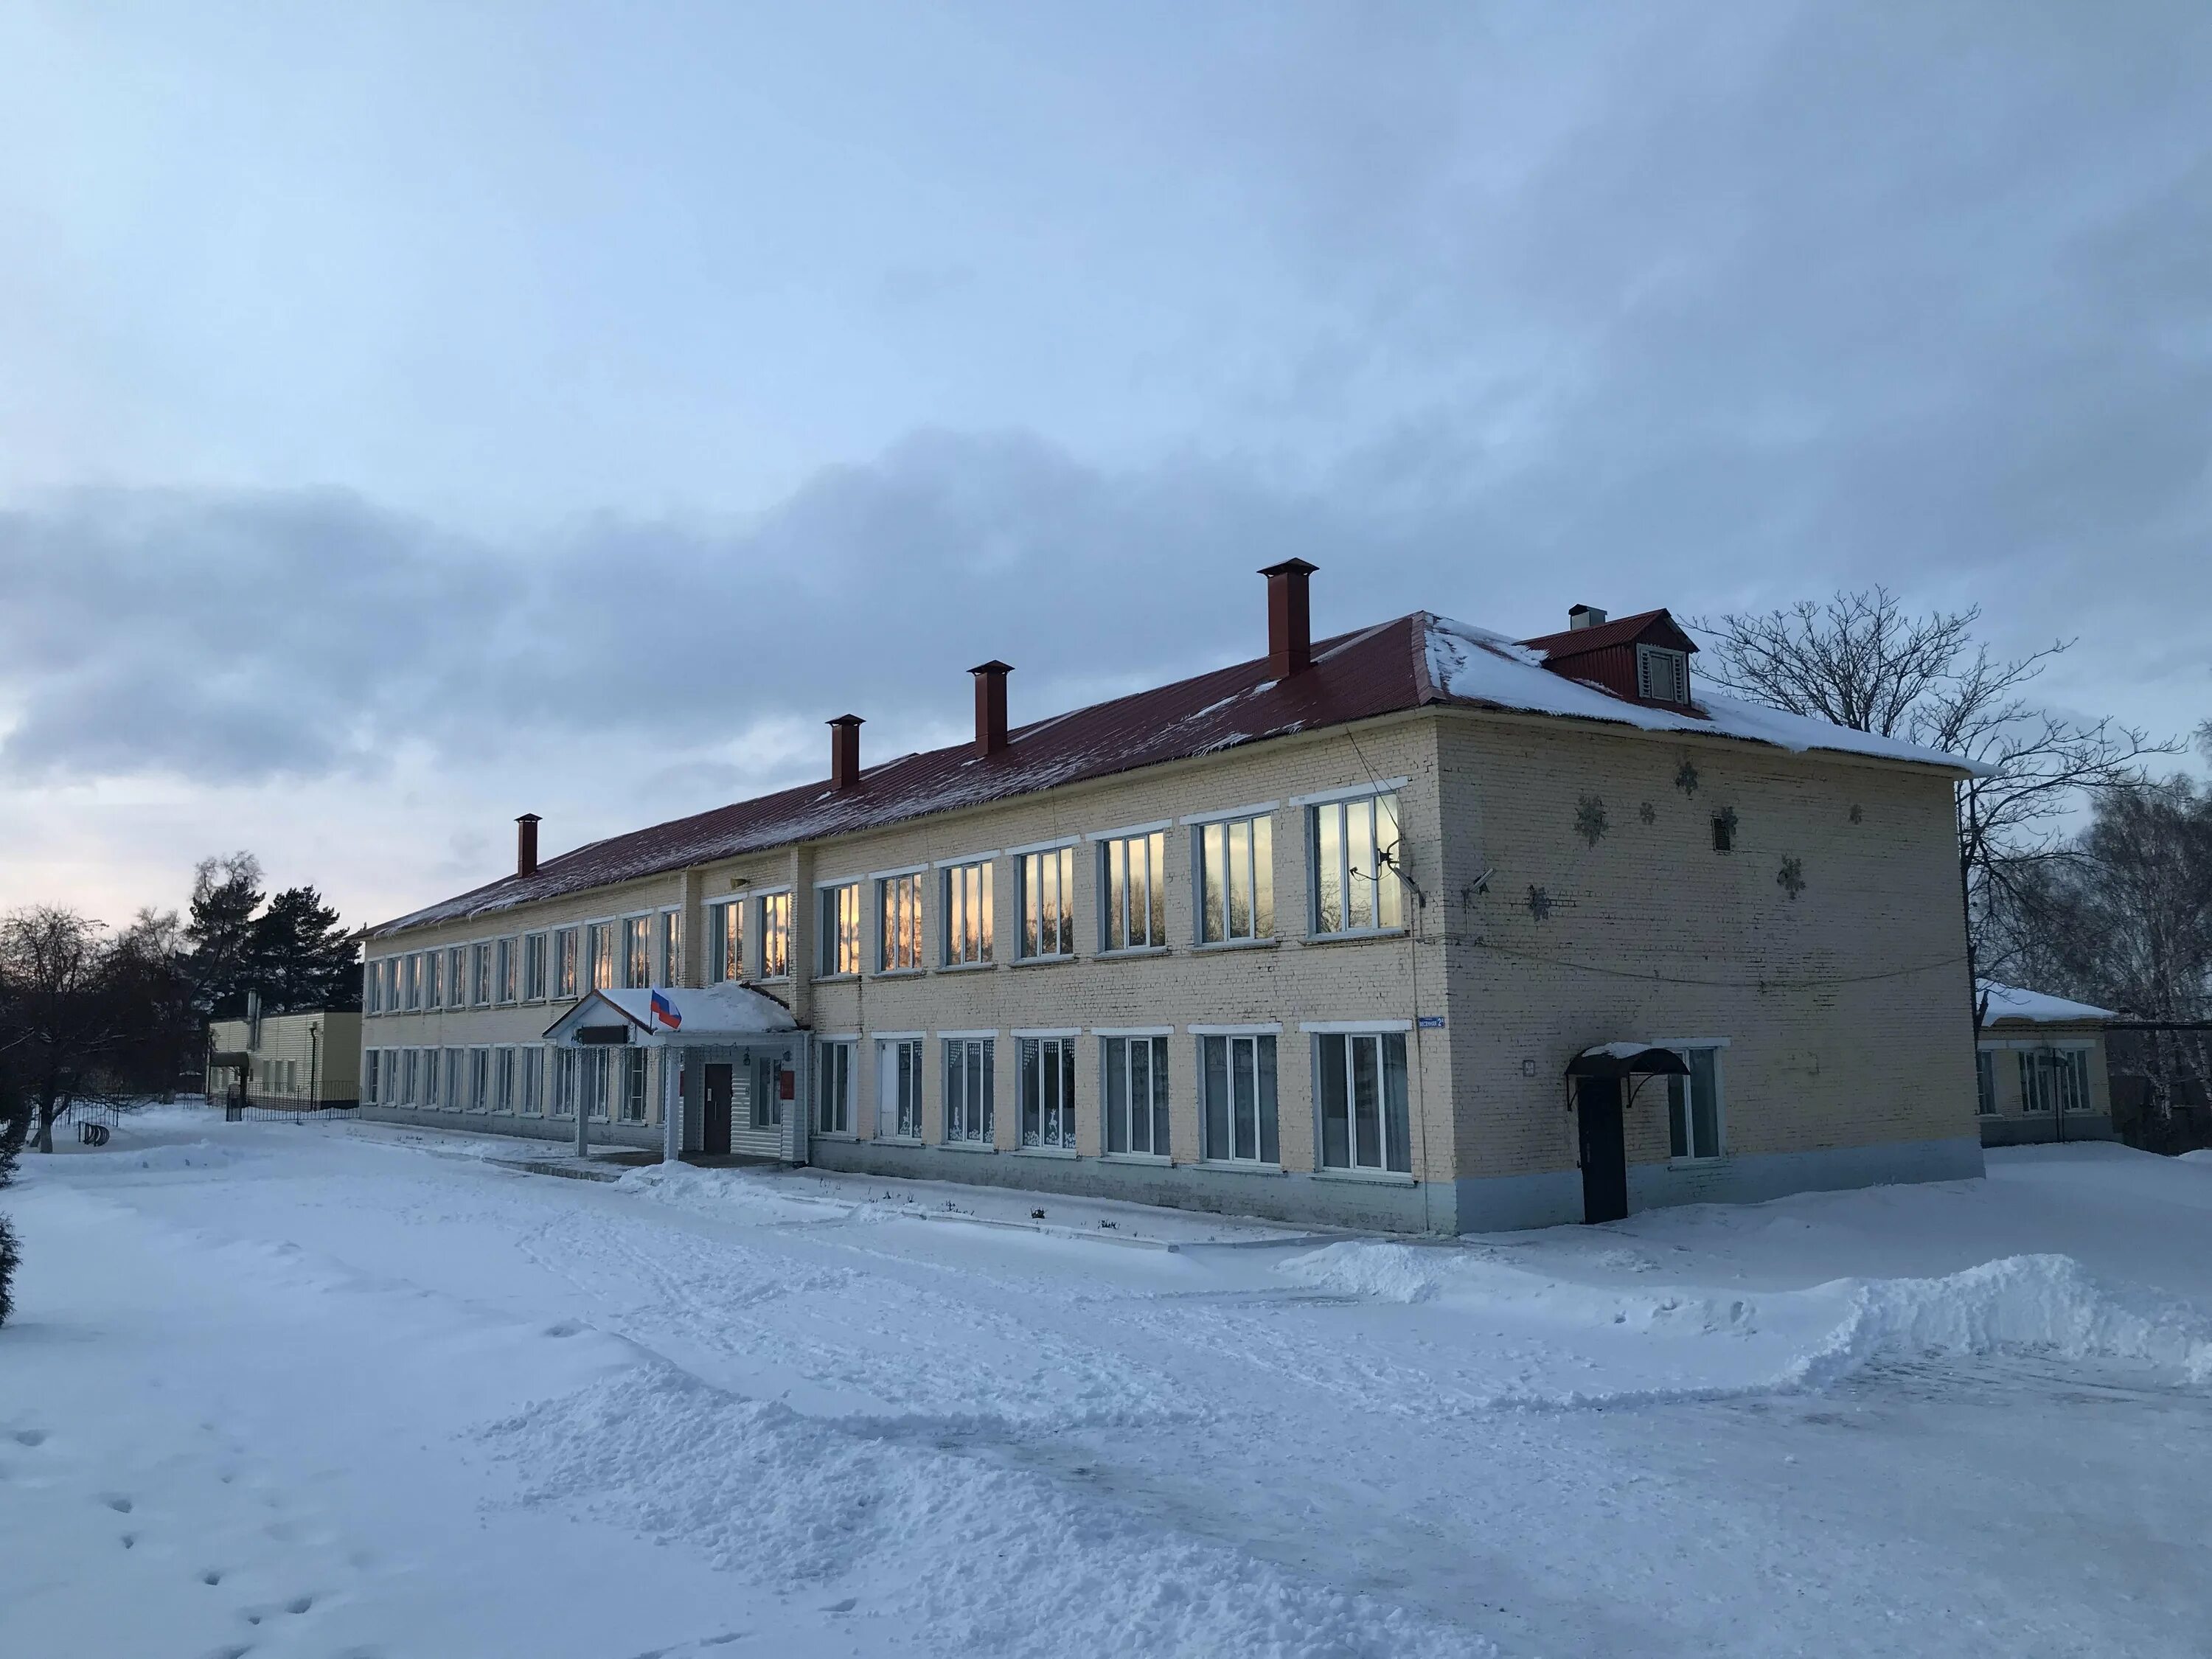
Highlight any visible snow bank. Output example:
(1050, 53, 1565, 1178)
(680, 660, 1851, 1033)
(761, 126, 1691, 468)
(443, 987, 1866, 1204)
(484, 1359, 1495, 1659)
(611, 1160, 850, 1225)
(99, 1139, 257, 1174)
(1281, 1243, 2212, 1400)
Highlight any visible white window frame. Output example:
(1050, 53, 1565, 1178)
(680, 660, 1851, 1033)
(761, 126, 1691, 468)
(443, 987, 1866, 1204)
(942, 1035, 996, 1146)
(757, 890, 792, 979)
(875, 1034, 925, 1141)
(584, 921, 616, 992)
(1194, 813, 1274, 945)
(523, 932, 548, 1002)
(1102, 1032, 1172, 1159)
(1975, 1048, 1997, 1116)
(877, 871, 925, 973)
(1313, 1028, 1411, 1175)
(658, 907, 683, 987)
(1098, 829, 1168, 953)
(495, 937, 518, 1005)
(1637, 644, 1690, 704)
(1197, 1032, 1279, 1166)
(1658, 1041, 1727, 1161)
(1016, 845, 1077, 961)
(470, 942, 493, 1007)
(467, 1046, 492, 1113)
(364, 960, 383, 1015)
(620, 1048, 650, 1124)
(520, 1046, 546, 1117)
(940, 859, 993, 967)
(817, 881, 863, 977)
(1016, 1034, 1079, 1150)
(550, 1048, 577, 1119)
(554, 928, 579, 999)
(706, 900, 743, 984)
(422, 947, 443, 1009)
(1307, 790, 1405, 938)
(816, 1038, 856, 1135)
(620, 914, 652, 990)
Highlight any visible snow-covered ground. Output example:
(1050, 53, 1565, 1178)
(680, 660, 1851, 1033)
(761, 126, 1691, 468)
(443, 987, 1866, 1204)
(7, 1110, 2212, 1657)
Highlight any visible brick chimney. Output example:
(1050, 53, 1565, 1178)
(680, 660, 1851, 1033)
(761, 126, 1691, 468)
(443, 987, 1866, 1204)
(1568, 603, 1607, 630)
(515, 813, 540, 878)
(1261, 557, 1318, 681)
(970, 661, 1012, 757)
(828, 714, 864, 790)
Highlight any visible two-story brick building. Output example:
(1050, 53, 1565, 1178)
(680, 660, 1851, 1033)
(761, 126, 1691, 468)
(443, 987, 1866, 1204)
(358, 563, 1985, 1233)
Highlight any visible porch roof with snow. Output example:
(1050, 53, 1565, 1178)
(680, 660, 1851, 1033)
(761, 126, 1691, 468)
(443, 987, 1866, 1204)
(374, 610, 1988, 936)
(1978, 981, 2119, 1028)
(542, 984, 800, 1046)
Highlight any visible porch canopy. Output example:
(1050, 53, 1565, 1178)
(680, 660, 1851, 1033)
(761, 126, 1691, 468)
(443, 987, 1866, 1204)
(541, 983, 800, 1048)
(1566, 1043, 1690, 1080)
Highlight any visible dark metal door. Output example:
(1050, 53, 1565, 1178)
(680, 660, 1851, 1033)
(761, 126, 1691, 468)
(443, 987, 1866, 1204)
(703, 1062, 733, 1155)
(1576, 1077, 1628, 1224)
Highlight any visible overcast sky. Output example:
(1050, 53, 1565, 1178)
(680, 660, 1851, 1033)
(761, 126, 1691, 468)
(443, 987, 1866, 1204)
(2, 1, 2207, 931)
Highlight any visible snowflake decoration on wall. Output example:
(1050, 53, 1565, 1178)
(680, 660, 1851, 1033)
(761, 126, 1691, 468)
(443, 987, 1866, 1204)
(1777, 856, 1806, 899)
(1574, 795, 1609, 847)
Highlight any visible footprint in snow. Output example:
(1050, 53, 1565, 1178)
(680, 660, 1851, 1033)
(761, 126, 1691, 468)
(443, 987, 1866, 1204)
(543, 1319, 585, 1338)
(12, 1428, 47, 1447)
(101, 1494, 133, 1514)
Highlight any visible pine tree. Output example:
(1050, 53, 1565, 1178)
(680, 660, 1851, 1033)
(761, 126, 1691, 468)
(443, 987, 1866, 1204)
(252, 887, 360, 1013)
(185, 852, 264, 1020)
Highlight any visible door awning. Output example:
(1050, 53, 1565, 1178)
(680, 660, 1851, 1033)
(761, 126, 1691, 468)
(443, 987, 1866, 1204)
(542, 984, 801, 1047)
(1565, 1043, 1691, 1079)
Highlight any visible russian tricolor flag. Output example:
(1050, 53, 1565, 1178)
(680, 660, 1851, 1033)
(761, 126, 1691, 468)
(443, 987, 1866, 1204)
(650, 989, 681, 1030)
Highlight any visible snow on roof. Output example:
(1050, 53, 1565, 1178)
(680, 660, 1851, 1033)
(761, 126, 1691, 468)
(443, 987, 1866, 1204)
(1978, 981, 2118, 1026)
(373, 609, 1985, 938)
(1421, 617, 1994, 775)
(546, 983, 799, 1040)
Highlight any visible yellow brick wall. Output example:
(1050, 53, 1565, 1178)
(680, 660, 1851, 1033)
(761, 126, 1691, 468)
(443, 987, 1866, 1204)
(1433, 709, 1978, 1181)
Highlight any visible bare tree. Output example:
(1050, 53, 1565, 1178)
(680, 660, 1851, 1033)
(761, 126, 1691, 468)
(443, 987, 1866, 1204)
(0, 907, 128, 1154)
(1691, 588, 2177, 1014)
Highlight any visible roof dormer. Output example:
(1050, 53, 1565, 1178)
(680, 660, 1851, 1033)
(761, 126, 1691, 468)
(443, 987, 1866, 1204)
(1517, 606, 1700, 709)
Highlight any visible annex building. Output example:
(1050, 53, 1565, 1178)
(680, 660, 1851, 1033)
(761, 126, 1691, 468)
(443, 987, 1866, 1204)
(357, 563, 1986, 1234)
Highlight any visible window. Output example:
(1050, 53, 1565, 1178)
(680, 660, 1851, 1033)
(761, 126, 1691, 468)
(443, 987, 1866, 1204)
(758, 892, 791, 978)
(1711, 813, 1734, 853)
(524, 933, 548, 1001)
(551, 1050, 577, 1119)
(1667, 1046, 1724, 1160)
(1104, 1035, 1171, 1157)
(582, 1048, 612, 1121)
(817, 1040, 854, 1133)
(403, 953, 422, 1012)
(471, 943, 493, 1006)
(445, 1048, 465, 1112)
(1318, 1031, 1411, 1172)
(2019, 1049, 2090, 1116)
(1101, 832, 1167, 951)
(880, 874, 924, 972)
(400, 1048, 419, 1107)
(877, 1038, 923, 1140)
(364, 961, 382, 1015)
(944, 1037, 995, 1144)
(1200, 1034, 1278, 1164)
(521, 1047, 544, 1116)
(707, 900, 743, 982)
(942, 861, 992, 966)
(1018, 1037, 1077, 1150)
(423, 949, 442, 1009)
(1975, 1050, 1997, 1116)
(496, 939, 518, 1004)
(622, 917, 650, 988)
(364, 1050, 380, 1102)
(1198, 815, 1274, 943)
(1310, 792, 1402, 936)
(658, 909, 683, 986)
(753, 1057, 784, 1129)
(1637, 644, 1690, 705)
(554, 929, 579, 998)
(493, 1047, 515, 1114)
(621, 1049, 649, 1124)
(820, 883, 862, 975)
(468, 1047, 491, 1113)
(585, 923, 614, 992)
(445, 946, 466, 1005)
(1019, 846, 1076, 959)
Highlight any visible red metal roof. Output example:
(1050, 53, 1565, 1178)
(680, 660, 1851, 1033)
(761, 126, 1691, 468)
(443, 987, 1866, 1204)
(374, 615, 1433, 935)
(373, 604, 1965, 937)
